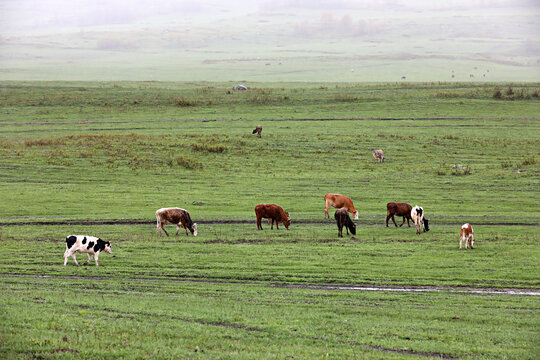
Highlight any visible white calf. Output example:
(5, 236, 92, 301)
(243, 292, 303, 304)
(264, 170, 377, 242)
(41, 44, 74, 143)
(63, 235, 111, 266)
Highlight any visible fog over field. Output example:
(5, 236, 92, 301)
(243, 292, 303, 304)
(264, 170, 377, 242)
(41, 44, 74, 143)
(1, 0, 539, 81)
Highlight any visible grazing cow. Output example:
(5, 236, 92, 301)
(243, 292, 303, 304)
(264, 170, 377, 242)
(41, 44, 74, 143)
(372, 149, 385, 163)
(335, 208, 356, 237)
(233, 84, 248, 90)
(460, 223, 474, 250)
(255, 203, 290, 230)
(156, 207, 198, 237)
(411, 205, 430, 234)
(386, 202, 412, 227)
(63, 235, 111, 267)
(252, 125, 262, 138)
(324, 193, 359, 220)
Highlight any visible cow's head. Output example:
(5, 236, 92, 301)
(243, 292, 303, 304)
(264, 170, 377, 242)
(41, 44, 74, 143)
(353, 211, 359, 220)
(349, 221, 357, 235)
(102, 240, 112, 254)
(190, 223, 198, 236)
(423, 218, 430, 232)
(283, 214, 291, 230)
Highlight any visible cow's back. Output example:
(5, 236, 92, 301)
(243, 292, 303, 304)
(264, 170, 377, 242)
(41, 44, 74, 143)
(325, 193, 351, 208)
(255, 204, 281, 218)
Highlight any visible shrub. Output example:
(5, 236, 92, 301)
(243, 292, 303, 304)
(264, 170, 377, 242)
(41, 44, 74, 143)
(505, 86, 514, 96)
(176, 156, 203, 169)
(176, 97, 197, 107)
(493, 87, 502, 99)
(451, 165, 472, 176)
(521, 156, 537, 166)
(191, 143, 227, 153)
(531, 89, 539, 98)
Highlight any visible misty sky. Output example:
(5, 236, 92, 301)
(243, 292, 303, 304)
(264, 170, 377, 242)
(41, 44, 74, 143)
(1, 0, 538, 81)
(2, 0, 539, 34)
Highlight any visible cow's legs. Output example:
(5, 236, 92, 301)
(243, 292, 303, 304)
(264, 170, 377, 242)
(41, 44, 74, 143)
(469, 236, 474, 249)
(406, 217, 411, 227)
(71, 253, 79, 266)
(63, 250, 73, 266)
(324, 200, 330, 219)
(94, 252, 100, 266)
(399, 216, 406, 227)
(275, 219, 279, 230)
(84, 253, 93, 265)
(256, 216, 263, 230)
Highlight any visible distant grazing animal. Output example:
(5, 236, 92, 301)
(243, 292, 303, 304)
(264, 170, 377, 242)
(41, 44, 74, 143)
(64, 235, 111, 267)
(255, 203, 290, 230)
(460, 223, 474, 250)
(386, 202, 412, 227)
(372, 149, 385, 163)
(156, 207, 198, 237)
(324, 193, 359, 220)
(252, 125, 262, 138)
(233, 84, 248, 90)
(411, 205, 430, 234)
(335, 208, 356, 237)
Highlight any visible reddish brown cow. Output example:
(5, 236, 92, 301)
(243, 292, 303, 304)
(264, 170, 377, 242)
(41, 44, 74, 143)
(324, 193, 359, 219)
(460, 223, 474, 250)
(255, 203, 290, 230)
(386, 202, 413, 227)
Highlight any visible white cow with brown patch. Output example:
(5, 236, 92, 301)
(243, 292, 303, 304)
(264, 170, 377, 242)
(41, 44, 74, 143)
(156, 207, 198, 236)
(372, 149, 385, 163)
(460, 223, 474, 250)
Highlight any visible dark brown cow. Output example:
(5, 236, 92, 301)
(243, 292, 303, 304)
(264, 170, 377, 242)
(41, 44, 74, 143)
(386, 202, 412, 227)
(255, 203, 290, 230)
(334, 208, 356, 238)
(252, 125, 262, 138)
(156, 207, 198, 236)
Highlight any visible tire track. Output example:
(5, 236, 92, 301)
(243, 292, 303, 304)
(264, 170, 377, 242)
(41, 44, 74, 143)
(3, 273, 539, 296)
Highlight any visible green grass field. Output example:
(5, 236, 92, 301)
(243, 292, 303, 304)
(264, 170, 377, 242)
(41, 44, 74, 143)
(0, 81, 539, 359)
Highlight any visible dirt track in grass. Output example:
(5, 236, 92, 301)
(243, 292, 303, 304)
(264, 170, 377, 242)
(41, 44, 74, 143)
(3, 273, 539, 296)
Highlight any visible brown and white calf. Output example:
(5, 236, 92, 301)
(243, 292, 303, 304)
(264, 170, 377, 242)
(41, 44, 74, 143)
(156, 207, 198, 236)
(386, 202, 412, 227)
(459, 223, 474, 250)
(411, 205, 430, 234)
(63, 235, 111, 266)
(372, 149, 385, 163)
(324, 193, 359, 220)
(255, 203, 290, 230)
(252, 125, 262, 138)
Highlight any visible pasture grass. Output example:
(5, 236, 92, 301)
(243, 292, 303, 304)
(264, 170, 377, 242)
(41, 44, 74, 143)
(0, 81, 539, 359)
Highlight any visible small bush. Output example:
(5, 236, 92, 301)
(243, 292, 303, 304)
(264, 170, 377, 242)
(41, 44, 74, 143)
(501, 161, 514, 169)
(176, 97, 197, 107)
(531, 89, 539, 98)
(493, 87, 502, 99)
(176, 156, 203, 169)
(191, 143, 227, 153)
(505, 86, 514, 96)
(521, 156, 537, 166)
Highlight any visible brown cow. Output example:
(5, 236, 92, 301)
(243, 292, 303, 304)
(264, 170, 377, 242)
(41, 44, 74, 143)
(324, 193, 359, 219)
(252, 125, 262, 138)
(372, 149, 385, 163)
(255, 203, 290, 230)
(335, 208, 356, 238)
(460, 223, 474, 250)
(156, 207, 198, 236)
(386, 202, 412, 227)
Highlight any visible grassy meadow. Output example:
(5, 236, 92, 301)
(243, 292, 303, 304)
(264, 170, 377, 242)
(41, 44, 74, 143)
(0, 81, 539, 359)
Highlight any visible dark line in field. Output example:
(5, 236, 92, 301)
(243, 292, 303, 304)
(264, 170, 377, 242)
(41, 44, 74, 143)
(0, 219, 537, 227)
(4, 273, 539, 296)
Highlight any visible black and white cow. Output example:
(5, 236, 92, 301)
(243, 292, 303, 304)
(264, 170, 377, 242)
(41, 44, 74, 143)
(411, 206, 430, 234)
(63, 235, 111, 266)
